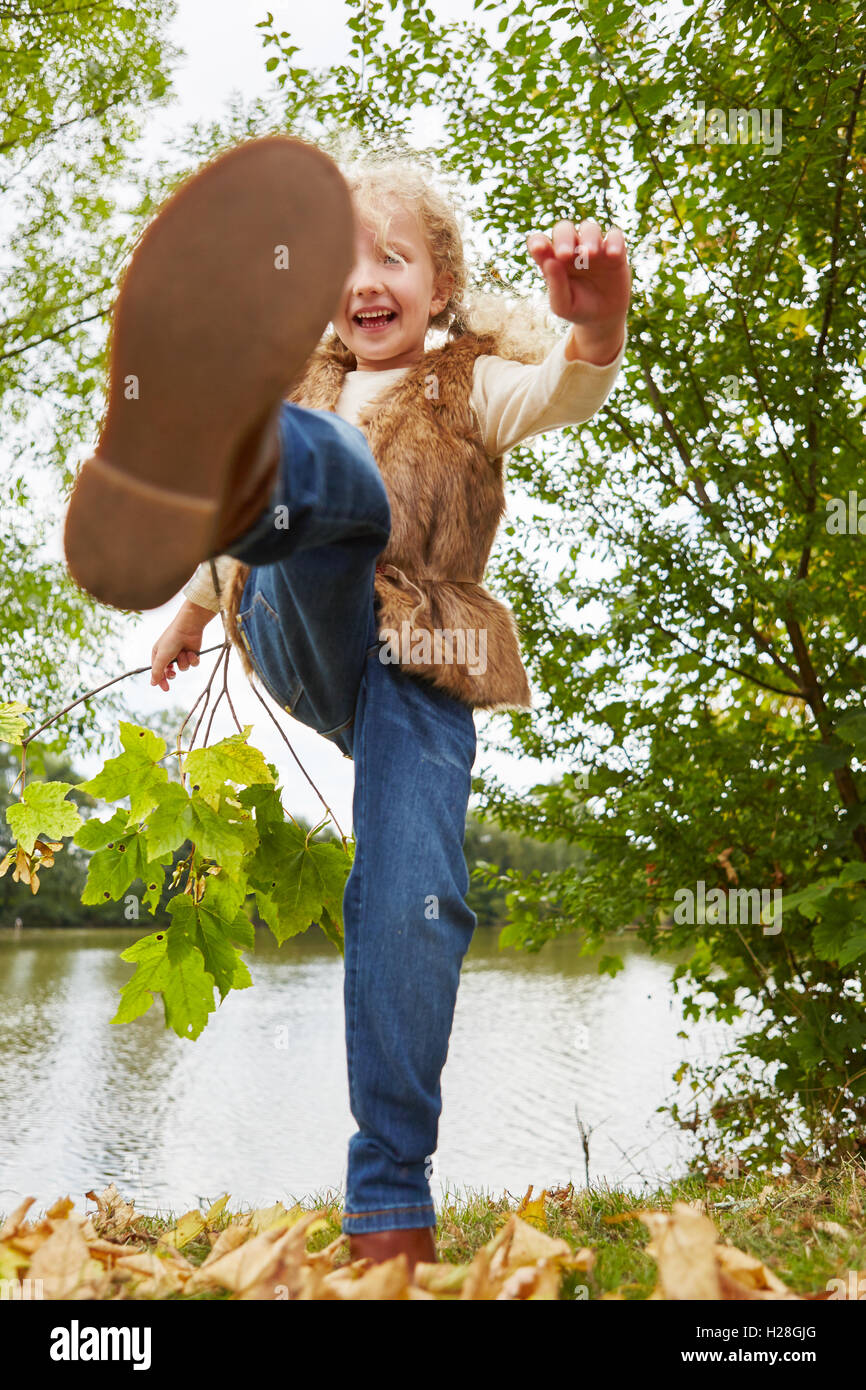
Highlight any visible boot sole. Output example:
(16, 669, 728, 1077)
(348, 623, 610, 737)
(63, 136, 355, 610)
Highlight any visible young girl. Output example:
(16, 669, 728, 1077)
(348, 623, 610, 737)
(63, 136, 629, 1279)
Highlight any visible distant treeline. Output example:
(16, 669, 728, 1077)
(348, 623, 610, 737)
(1, 747, 579, 930)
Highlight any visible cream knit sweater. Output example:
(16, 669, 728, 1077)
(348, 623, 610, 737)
(182, 327, 627, 613)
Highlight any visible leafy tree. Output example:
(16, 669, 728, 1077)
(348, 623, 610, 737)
(0, 1, 330, 763)
(0, 0, 185, 746)
(464, 807, 585, 928)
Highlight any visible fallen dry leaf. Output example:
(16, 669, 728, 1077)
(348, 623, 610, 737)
(200, 1218, 252, 1265)
(186, 1210, 327, 1298)
(85, 1184, 140, 1241)
(638, 1202, 722, 1299)
(487, 1213, 591, 1284)
(635, 1201, 801, 1301)
(715, 1243, 799, 1300)
(27, 1218, 108, 1299)
(0, 1196, 36, 1241)
(114, 1249, 192, 1298)
(308, 1254, 412, 1301)
(495, 1258, 563, 1300)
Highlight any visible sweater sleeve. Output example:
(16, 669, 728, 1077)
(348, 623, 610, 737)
(470, 325, 627, 459)
(181, 555, 237, 613)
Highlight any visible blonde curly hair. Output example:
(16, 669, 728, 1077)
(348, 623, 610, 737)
(324, 151, 560, 365)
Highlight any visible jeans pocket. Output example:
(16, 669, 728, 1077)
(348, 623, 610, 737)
(236, 590, 303, 712)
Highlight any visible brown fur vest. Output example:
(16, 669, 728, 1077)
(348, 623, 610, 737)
(220, 329, 536, 711)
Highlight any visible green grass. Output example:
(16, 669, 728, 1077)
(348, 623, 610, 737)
(6, 1162, 866, 1298)
(116, 1162, 866, 1298)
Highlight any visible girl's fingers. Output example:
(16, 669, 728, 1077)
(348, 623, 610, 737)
(540, 256, 572, 317)
(149, 642, 202, 686)
(526, 231, 552, 267)
(529, 220, 612, 274)
(604, 225, 627, 257)
(551, 219, 577, 260)
(577, 219, 603, 259)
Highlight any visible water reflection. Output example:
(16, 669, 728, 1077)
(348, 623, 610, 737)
(0, 925, 742, 1217)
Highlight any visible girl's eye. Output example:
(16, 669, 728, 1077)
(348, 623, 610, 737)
(384, 252, 403, 265)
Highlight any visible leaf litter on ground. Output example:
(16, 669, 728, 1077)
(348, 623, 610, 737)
(1, 1178, 847, 1300)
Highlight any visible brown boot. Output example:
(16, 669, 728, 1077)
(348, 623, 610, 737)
(348, 1226, 438, 1282)
(64, 135, 355, 611)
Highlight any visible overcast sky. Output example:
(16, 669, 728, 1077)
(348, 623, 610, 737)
(52, 0, 579, 829)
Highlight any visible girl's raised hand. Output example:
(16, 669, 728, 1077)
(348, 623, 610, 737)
(527, 219, 631, 333)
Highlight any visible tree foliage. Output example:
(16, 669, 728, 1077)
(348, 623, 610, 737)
(0, 0, 184, 741)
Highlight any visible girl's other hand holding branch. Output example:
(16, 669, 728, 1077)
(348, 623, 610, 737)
(150, 601, 214, 692)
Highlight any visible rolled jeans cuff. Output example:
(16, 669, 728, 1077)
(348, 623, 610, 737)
(341, 1202, 437, 1235)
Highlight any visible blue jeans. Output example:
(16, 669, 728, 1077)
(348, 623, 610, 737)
(224, 402, 478, 1234)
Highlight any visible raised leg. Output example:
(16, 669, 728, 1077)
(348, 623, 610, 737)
(63, 136, 355, 611)
(224, 399, 392, 752)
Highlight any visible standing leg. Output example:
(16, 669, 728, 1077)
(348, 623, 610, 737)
(341, 649, 478, 1238)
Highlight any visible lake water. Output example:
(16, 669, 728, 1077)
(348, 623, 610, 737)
(0, 924, 741, 1219)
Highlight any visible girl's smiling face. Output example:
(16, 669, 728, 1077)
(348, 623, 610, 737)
(334, 203, 453, 371)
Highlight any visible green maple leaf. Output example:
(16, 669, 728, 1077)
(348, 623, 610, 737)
(163, 929, 219, 1039)
(318, 909, 344, 955)
(113, 924, 217, 1039)
(321, 836, 354, 931)
(76, 721, 169, 820)
(190, 795, 258, 877)
(75, 810, 166, 913)
(74, 807, 130, 852)
(249, 823, 351, 945)
(238, 779, 290, 831)
(168, 874, 254, 999)
(183, 727, 274, 808)
(144, 781, 258, 875)
(80, 826, 170, 906)
(143, 782, 193, 859)
(112, 930, 172, 1025)
(6, 780, 82, 854)
(0, 700, 31, 745)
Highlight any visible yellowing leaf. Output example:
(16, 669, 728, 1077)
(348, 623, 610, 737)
(247, 1201, 305, 1235)
(0, 700, 31, 744)
(0, 1241, 29, 1279)
(7, 781, 82, 854)
(157, 1208, 207, 1250)
(515, 1184, 548, 1230)
(205, 1194, 231, 1226)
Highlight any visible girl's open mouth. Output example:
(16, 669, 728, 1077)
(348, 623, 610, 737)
(353, 309, 397, 332)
